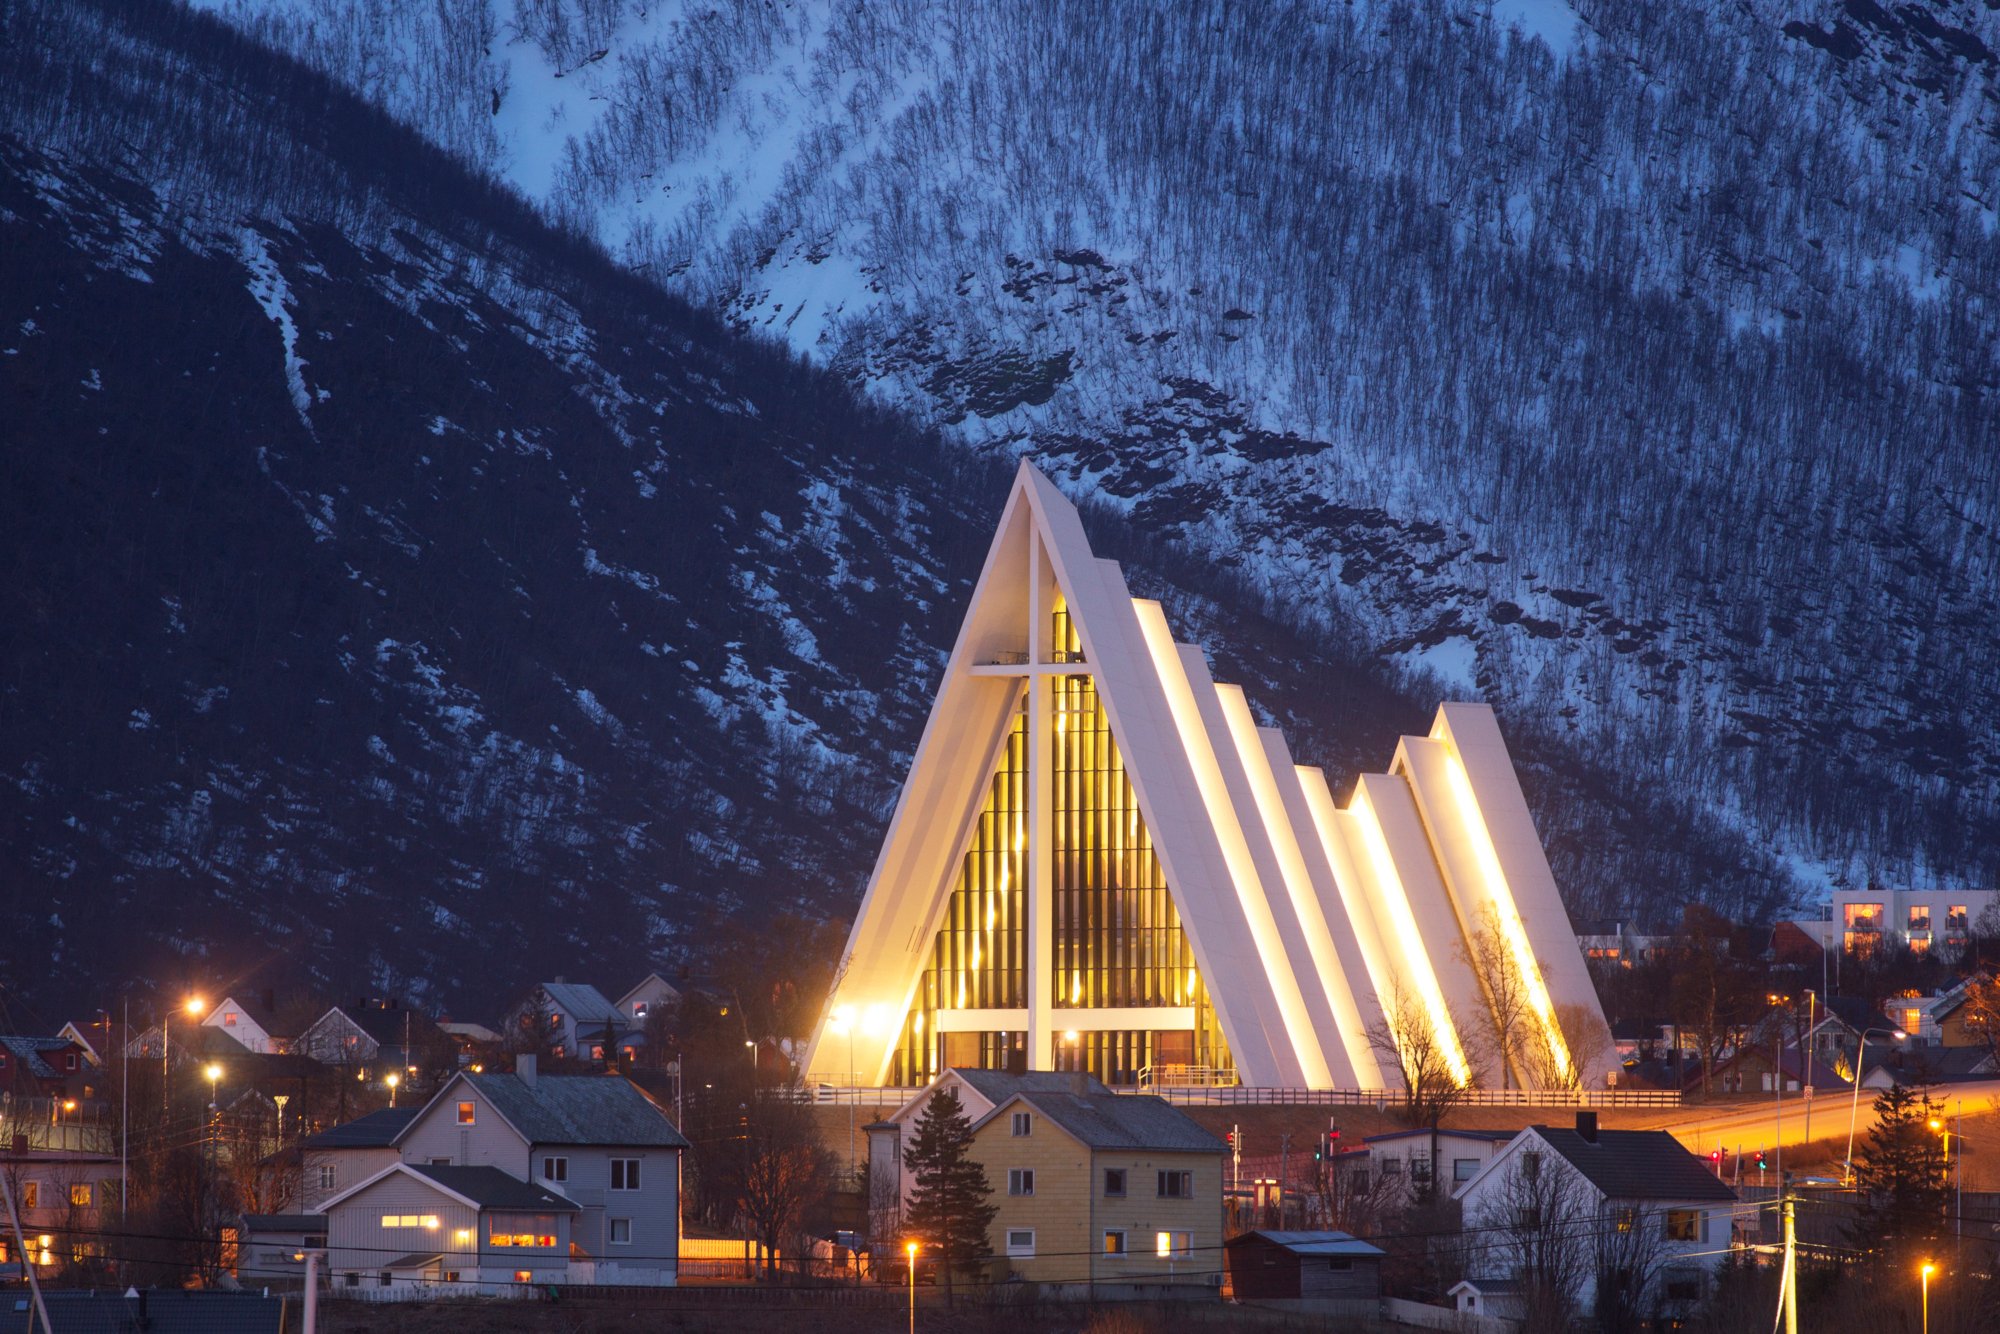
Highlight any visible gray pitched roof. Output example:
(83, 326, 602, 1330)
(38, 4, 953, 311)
(0, 1036, 75, 1079)
(1228, 1230, 1385, 1258)
(301, 1107, 418, 1148)
(0, 1291, 286, 1334)
(1531, 1127, 1738, 1203)
(536, 982, 622, 1025)
(948, 1068, 1114, 1104)
(240, 1213, 323, 1233)
(453, 1073, 689, 1148)
(407, 1164, 580, 1211)
(1365, 1127, 1517, 1144)
(988, 1090, 1224, 1154)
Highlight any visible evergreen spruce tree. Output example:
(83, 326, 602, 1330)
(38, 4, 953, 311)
(1848, 1082, 1949, 1264)
(901, 1086, 997, 1302)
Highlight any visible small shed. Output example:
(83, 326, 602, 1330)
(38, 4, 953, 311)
(1224, 1229, 1384, 1300)
(1450, 1277, 1523, 1320)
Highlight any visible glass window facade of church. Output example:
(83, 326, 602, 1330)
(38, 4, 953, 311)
(889, 602, 1232, 1085)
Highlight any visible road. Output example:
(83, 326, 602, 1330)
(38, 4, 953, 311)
(1659, 1080, 2000, 1178)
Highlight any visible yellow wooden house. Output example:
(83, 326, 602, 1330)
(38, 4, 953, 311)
(969, 1079, 1225, 1290)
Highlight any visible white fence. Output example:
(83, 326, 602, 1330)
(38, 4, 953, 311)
(810, 1084, 1681, 1109)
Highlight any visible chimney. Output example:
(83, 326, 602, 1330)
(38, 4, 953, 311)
(554, 975, 566, 985)
(1576, 1111, 1599, 1143)
(516, 1054, 537, 1088)
(1068, 1072, 1091, 1097)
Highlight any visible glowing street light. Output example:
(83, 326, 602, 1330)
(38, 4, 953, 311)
(203, 1062, 223, 1093)
(385, 1071, 401, 1107)
(905, 1239, 919, 1334)
(1842, 1027, 1907, 1185)
(1921, 1260, 1936, 1334)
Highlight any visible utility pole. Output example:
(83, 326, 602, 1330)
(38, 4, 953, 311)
(1803, 990, 1815, 1147)
(303, 1250, 320, 1334)
(1279, 1134, 1291, 1229)
(1774, 1028, 1783, 1183)
(0, 1170, 52, 1334)
(1231, 1122, 1241, 1199)
(1781, 1183, 1797, 1334)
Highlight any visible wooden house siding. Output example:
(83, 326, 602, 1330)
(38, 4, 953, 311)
(397, 1086, 533, 1176)
(971, 1118, 1220, 1285)
(324, 1174, 481, 1281)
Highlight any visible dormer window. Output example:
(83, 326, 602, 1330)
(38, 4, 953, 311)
(223, 1012, 238, 1027)
(632, 1002, 649, 1019)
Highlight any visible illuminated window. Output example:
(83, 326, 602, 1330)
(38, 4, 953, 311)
(1008, 1169, 1035, 1196)
(223, 1012, 238, 1027)
(1909, 906, 1932, 933)
(886, 608, 1236, 1087)
(21, 1183, 37, 1210)
(632, 1002, 649, 1019)
(1612, 1206, 1638, 1232)
(1011, 1112, 1031, 1137)
(1843, 903, 1883, 952)
(1948, 905, 1969, 938)
(1102, 1230, 1126, 1256)
(1665, 1210, 1702, 1242)
(489, 1216, 558, 1248)
(69, 1184, 92, 1208)
(457, 1101, 476, 1125)
(380, 1215, 440, 1229)
(1157, 1170, 1192, 1198)
(1156, 1231, 1191, 1258)
(514, 1269, 532, 1282)
(610, 1159, 640, 1191)
(1904, 1007, 1922, 1033)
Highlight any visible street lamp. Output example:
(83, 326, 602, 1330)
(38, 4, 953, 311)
(905, 1239, 919, 1334)
(828, 1006, 856, 1176)
(166, 995, 206, 1115)
(1842, 1027, 1907, 1186)
(385, 1071, 401, 1108)
(1921, 1260, 1935, 1334)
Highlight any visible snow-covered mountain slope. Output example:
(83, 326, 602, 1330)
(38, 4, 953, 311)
(194, 0, 2000, 907)
(1, 0, 1812, 1019)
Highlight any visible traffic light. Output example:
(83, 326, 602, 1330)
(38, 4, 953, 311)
(1755, 1149, 1767, 1172)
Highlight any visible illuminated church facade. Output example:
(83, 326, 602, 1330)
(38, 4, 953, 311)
(805, 462, 1617, 1091)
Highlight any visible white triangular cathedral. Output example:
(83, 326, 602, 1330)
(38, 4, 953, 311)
(805, 462, 1617, 1091)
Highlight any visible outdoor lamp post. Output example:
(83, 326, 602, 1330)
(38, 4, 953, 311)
(905, 1239, 919, 1334)
(828, 1006, 855, 1174)
(1921, 1260, 1935, 1334)
(167, 995, 205, 1114)
(1842, 1026, 1907, 1185)
(386, 1070, 401, 1108)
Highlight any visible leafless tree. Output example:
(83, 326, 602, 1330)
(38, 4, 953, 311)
(1366, 982, 1481, 1134)
(737, 1080, 836, 1281)
(1459, 900, 1535, 1090)
(1485, 1149, 1593, 1331)
(1593, 1201, 1671, 1333)
(1522, 1001, 1614, 1092)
